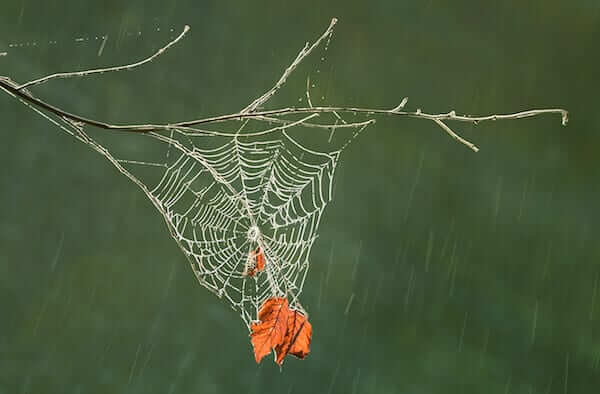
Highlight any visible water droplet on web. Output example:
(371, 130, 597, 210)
(3, 25, 182, 56)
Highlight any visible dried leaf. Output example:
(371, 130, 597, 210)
(275, 309, 312, 365)
(250, 296, 313, 365)
(250, 297, 290, 363)
(255, 247, 266, 271)
(244, 247, 266, 277)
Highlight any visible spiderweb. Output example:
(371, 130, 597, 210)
(76, 115, 366, 328)
(0, 18, 567, 332)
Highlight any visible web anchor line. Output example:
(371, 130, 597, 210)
(0, 20, 567, 329)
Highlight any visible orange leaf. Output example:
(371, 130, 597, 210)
(255, 247, 266, 271)
(250, 297, 290, 363)
(244, 247, 266, 277)
(274, 309, 312, 365)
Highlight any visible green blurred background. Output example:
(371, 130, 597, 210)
(1, 1, 598, 393)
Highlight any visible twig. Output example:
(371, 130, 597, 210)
(433, 118, 479, 152)
(15, 25, 190, 91)
(391, 97, 408, 113)
(241, 18, 337, 114)
(331, 111, 348, 124)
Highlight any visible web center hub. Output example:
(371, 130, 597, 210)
(247, 225, 261, 242)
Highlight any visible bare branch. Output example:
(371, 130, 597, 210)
(15, 25, 190, 91)
(0, 18, 568, 153)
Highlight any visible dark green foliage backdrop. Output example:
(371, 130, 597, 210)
(1, 1, 598, 393)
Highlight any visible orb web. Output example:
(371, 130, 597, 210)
(140, 127, 342, 326)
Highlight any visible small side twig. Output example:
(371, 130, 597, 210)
(391, 97, 408, 113)
(433, 118, 479, 152)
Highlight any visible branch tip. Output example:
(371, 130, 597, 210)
(15, 24, 190, 91)
(561, 111, 568, 126)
